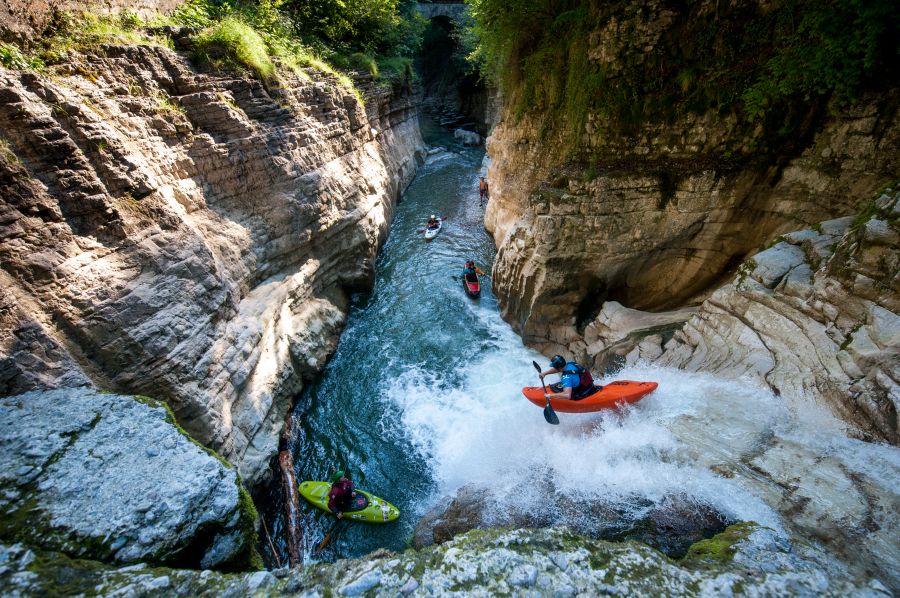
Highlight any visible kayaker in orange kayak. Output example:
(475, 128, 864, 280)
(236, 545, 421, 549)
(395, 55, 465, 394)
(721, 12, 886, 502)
(539, 354, 596, 401)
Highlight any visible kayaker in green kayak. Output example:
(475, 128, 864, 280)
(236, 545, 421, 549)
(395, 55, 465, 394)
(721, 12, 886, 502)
(327, 470, 356, 520)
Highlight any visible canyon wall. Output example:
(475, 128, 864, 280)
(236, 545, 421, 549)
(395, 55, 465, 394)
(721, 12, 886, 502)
(483, 0, 899, 357)
(0, 41, 426, 487)
(655, 197, 899, 444)
(0, 0, 181, 41)
(486, 92, 899, 354)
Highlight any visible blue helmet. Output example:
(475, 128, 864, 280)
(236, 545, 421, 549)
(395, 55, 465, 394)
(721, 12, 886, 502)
(550, 355, 566, 370)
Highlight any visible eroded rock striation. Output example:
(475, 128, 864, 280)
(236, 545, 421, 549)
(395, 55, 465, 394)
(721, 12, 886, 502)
(657, 192, 899, 444)
(0, 388, 257, 569)
(0, 525, 891, 596)
(0, 42, 425, 485)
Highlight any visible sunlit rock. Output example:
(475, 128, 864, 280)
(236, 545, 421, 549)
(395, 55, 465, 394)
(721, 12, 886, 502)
(0, 42, 426, 486)
(658, 195, 899, 445)
(0, 525, 890, 596)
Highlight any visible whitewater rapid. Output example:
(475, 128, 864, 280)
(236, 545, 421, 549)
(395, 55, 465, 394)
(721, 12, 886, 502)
(267, 121, 898, 589)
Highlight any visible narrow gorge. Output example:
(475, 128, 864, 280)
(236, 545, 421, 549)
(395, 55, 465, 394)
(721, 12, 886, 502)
(1, 0, 898, 596)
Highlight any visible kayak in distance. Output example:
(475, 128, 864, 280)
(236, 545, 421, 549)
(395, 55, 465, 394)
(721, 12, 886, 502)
(298, 481, 400, 523)
(522, 381, 658, 414)
(423, 217, 442, 240)
(463, 271, 480, 298)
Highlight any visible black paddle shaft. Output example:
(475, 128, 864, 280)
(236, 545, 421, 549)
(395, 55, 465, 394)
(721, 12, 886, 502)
(532, 360, 559, 425)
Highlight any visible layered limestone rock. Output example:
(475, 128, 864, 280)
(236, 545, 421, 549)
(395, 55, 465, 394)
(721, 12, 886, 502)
(483, 0, 900, 354)
(657, 192, 899, 445)
(0, 525, 891, 596)
(580, 301, 697, 373)
(0, 41, 426, 485)
(0, 0, 182, 42)
(0, 388, 257, 569)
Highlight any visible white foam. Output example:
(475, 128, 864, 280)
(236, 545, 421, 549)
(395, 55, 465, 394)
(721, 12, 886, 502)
(382, 334, 788, 530)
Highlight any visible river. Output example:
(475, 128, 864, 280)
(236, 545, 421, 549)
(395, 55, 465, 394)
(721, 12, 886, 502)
(262, 119, 900, 589)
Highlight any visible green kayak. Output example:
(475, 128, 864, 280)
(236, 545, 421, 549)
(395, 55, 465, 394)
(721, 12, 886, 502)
(298, 481, 400, 524)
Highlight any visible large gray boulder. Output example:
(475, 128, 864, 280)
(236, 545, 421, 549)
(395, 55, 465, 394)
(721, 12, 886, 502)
(0, 388, 258, 570)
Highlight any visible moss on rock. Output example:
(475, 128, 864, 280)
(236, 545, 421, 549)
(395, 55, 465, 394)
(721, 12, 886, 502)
(679, 521, 759, 568)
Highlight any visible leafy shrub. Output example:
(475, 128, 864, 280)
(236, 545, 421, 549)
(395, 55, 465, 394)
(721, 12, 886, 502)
(466, 0, 900, 154)
(348, 52, 379, 77)
(0, 42, 44, 70)
(193, 17, 276, 81)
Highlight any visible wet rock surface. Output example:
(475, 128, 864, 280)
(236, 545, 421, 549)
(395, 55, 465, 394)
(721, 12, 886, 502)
(0, 525, 890, 597)
(412, 484, 730, 558)
(0, 388, 256, 569)
(657, 193, 899, 445)
(0, 42, 426, 486)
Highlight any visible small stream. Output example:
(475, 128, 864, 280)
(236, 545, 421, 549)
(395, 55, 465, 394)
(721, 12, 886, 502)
(262, 118, 900, 589)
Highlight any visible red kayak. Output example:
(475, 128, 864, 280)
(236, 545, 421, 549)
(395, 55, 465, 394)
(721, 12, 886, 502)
(463, 272, 480, 298)
(522, 381, 658, 413)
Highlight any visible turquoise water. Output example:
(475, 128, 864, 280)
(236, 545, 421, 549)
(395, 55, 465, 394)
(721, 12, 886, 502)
(261, 121, 900, 592)
(266, 120, 511, 560)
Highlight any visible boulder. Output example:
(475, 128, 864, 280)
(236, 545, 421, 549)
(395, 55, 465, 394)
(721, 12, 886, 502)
(453, 128, 482, 146)
(412, 484, 730, 558)
(0, 388, 258, 569)
(582, 301, 698, 372)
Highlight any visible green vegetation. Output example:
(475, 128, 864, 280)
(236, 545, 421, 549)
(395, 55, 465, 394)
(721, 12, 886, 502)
(3, 0, 424, 103)
(277, 0, 424, 57)
(467, 0, 900, 155)
(0, 136, 22, 167)
(680, 521, 758, 568)
(166, 0, 421, 90)
(36, 11, 173, 64)
(194, 16, 276, 81)
(0, 41, 45, 70)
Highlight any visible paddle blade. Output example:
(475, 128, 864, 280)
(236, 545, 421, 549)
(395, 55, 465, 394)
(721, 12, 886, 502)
(543, 402, 560, 425)
(532, 360, 542, 373)
(315, 520, 340, 554)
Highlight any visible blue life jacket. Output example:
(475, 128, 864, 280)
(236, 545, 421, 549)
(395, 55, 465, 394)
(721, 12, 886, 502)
(562, 362, 594, 397)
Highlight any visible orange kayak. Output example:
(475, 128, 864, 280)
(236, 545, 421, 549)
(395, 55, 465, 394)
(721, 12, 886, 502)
(522, 381, 658, 413)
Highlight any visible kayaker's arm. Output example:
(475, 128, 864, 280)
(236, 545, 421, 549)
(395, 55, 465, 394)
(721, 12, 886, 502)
(545, 386, 573, 401)
(539, 367, 560, 379)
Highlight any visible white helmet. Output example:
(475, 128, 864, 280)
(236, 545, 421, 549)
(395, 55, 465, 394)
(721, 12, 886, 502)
(431, 214, 435, 219)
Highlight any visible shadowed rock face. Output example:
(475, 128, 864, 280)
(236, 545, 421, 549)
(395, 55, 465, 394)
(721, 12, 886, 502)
(485, 97, 899, 352)
(412, 484, 731, 558)
(482, 0, 900, 355)
(657, 195, 900, 445)
(0, 389, 257, 569)
(0, 43, 426, 486)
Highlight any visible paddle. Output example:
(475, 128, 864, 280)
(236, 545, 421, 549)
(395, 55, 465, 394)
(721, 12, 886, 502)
(315, 518, 341, 555)
(533, 360, 559, 425)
